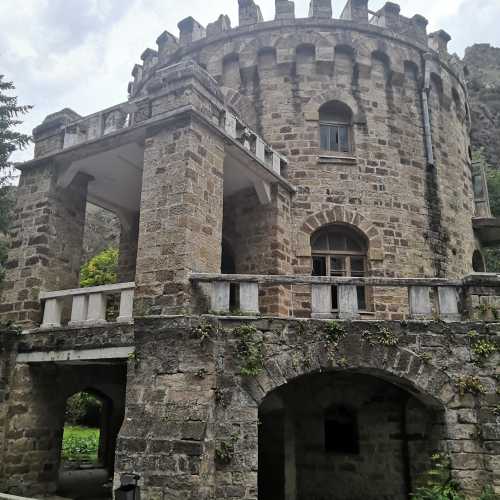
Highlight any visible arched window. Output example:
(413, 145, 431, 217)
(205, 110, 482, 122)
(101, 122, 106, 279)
(472, 250, 486, 273)
(319, 101, 353, 153)
(311, 225, 368, 310)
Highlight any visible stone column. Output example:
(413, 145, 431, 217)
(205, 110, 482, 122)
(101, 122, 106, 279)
(118, 212, 139, 283)
(2, 364, 65, 496)
(134, 115, 225, 315)
(0, 165, 89, 328)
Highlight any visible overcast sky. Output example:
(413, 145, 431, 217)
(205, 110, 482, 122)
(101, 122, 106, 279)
(1, 0, 500, 163)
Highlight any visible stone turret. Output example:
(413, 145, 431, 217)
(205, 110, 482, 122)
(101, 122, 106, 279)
(207, 14, 232, 37)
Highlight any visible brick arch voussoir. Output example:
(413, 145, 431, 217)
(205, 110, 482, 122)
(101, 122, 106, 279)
(255, 341, 453, 409)
(299, 208, 382, 260)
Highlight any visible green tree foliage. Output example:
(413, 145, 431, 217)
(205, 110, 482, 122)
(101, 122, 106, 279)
(80, 248, 119, 288)
(0, 76, 32, 283)
(65, 391, 102, 427)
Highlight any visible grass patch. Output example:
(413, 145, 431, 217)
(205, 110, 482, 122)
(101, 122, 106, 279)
(62, 425, 100, 464)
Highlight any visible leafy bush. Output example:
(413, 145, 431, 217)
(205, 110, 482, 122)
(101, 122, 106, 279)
(61, 426, 100, 463)
(65, 392, 102, 427)
(80, 247, 119, 288)
(411, 453, 465, 500)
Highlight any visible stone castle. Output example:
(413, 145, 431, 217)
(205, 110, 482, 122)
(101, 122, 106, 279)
(0, 1, 499, 499)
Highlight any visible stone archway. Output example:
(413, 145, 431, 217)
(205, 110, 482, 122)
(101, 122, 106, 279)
(240, 334, 457, 500)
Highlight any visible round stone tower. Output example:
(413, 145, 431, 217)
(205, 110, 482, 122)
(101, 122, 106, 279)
(129, 0, 475, 283)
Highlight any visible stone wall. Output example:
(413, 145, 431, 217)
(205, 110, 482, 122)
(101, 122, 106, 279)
(0, 166, 89, 327)
(464, 44, 500, 169)
(137, 17, 475, 281)
(112, 316, 499, 499)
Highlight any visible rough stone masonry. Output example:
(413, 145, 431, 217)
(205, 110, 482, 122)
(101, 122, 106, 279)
(0, 1, 499, 499)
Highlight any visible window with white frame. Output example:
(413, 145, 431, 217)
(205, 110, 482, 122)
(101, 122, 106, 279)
(311, 225, 368, 310)
(319, 101, 353, 154)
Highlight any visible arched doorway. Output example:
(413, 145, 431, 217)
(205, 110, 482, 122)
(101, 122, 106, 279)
(472, 250, 486, 272)
(258, 371, 444, 500)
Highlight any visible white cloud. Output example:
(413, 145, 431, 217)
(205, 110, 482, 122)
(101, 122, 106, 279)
(1, 0, 499, 165)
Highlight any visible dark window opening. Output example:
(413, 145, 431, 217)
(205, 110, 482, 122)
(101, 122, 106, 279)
(325, 407, 359, 454)
(472, 250, 486, 273)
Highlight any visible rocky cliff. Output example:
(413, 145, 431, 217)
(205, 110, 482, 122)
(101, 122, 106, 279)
(464, 43, 500, 168)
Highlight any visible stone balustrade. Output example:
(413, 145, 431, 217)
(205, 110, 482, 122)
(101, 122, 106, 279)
(224, 110, 286, 175)
(61, 101, 139, 150)
(189, 273, 490, 321)
(39, 283, 135, 329)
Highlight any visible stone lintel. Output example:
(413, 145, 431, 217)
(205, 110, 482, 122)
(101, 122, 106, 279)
(16, 346, 134, 364)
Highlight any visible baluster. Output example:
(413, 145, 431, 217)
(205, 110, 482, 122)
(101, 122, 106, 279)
(311, 284, 332, 319)
(438, 286, 460, 321)
(69, 295, 89, 326)
(239, 282, 259, 315)
(272, 153, 281, 174)
(211, 282, 230, 313)
(409, 286, 432, 319)
(118, 289, 135, 323)
(41, 298, 62, 329)
(338, 285, 360, 320)
(86, 293, 108, 323)
(225, 112, 237, 138)
(256, 137, 266, 162)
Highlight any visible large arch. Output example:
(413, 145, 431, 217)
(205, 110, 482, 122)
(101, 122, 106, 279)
(243, 338, 454, 409)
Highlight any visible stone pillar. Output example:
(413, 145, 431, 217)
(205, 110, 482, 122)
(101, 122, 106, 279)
(156, 31, 179, 63)
(428, 30, 452, 56)
(118, 212, 139, 283)
(134, 115, 225, 315)
(238, 0, 264, 26)
(309, 0, 332, 18)
(0, 166, 89, 328)
(275, 0, 295, 20)
(178, 17, 206, 46)
(115, 319, 217, 498)
(2, 364, 65, 496)
(207, 15, 232, 37)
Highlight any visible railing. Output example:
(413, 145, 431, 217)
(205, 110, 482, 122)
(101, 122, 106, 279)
(39, 283, 135, 329)
(224, 111, 286, 175)
(190, 273, 466, 321)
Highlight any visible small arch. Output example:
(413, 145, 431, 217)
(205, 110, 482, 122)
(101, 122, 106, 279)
(371, 50, 391, 81)
(222, 53, 241, 89)
(472, 250, 486, 272)
(335, 45, 355, 78)
(404, 61, 419, 82)
(257, 47, 276, 69)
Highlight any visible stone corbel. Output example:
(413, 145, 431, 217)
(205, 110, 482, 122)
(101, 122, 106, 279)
(252, 178, 272, 205)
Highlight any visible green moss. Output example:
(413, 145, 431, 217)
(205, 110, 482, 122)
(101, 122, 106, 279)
(457, 375, 486, 396)
(234, 324, 263, 377)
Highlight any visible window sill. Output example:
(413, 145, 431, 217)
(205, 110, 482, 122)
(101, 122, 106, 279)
(318, 154, 357, 165)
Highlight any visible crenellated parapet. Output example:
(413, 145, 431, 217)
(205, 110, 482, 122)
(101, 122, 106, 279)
(126, 0, 466, 103)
